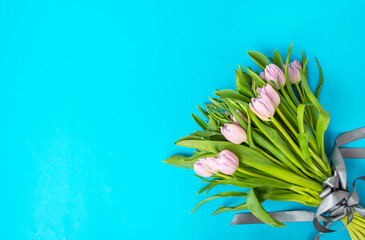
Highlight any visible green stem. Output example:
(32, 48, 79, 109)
(263, 192, 320, 207)
(289, 186, 321, 200)
(352, 221, 365, 238)
(256, 147, 288, 169)
(295, 83, 306, 103)
(276, 107, 299, 138)
(214, 172, 231, 179)
(237, 167, 319, 197)
(308, 148, 331, 176)
(236, 167, 272, 180)
(346, 224, 358, 240)
(271, 116, 305, 160)
(354, 212, 365, 224)
(280, 85, 297, 111)
(271, 116, 324, 178)
(349, 223, 364, 240)
(276, 108, 330, 175)
(343, 215, 365, 240)
(277, 107, 319, 154)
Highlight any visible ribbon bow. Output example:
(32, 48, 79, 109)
(231, 127, 365, 239)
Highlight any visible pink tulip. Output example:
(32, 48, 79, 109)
(257, 84, 280, 107)
(194, 159, 213, 177)
(226, 110, 248, 125)
(220, 124, 247, 144)
(200, 157, 218, 173)
(249, 94, 276, 121)
(260, 72, 266, 80)
(216, 150, 239, 175)
(264, 64, 285, 89)
(287, 60, 302, 84)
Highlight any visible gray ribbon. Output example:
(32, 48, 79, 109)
(231, 127, 365, 239)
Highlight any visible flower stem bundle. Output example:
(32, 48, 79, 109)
(163, 44, 365, 239)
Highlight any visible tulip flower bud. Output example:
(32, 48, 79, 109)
(249, 94, 276, 121)
(257, 84, 280, 107)
(194, 159, 213, 177)
(226, 110, 248, 125)
(264, 64, 285, 89)
(220, 124, 247, 144)
(287, 60, 302, 84)
(216, 150, 239, 175)
(200, 157, 218, 173)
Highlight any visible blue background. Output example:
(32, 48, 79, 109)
(0, 0, 364, 239)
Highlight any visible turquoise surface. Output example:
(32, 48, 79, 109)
(0, 0, 364, 239)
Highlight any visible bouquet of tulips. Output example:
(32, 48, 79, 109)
(164, 44, 365, 239)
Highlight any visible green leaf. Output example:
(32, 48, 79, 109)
(314, 57, 323, 99)
(227, 98, 248, 112)
(237, 177, 295, 190)
(247, 110, 307, 176)
(163, 152, 217, 169)
(197, 104, 209, 119)
(245, 106, 255, 148)
(247, 189, 286, 227)
(191, 113, 207, 130)
(212, 178, 254, 189)
(302, 51, 308, 77)
(187, 151, 217, 160)
(196, 181, 218, 195)
(300, 70, 330, 160)
(296, 104, 312, 166)
(303, 58, 308, 76)
(245, 67, 266, 87)
(175, 135, 203, 143)
(283, 43, 300, 106)
(162, 155, 196, 169)
(277, 78, 297, 112)
(208, 97, 227, 111)
(236, 65, 252, 85)
(299, 119, 321, 162)
(212, 188, 268, 215)
(214, 89, 250, 103)
(175, 139, 323, 192)
(277, 103, 298, 128)
(235, 66, 255, 98)
(191, 131, 221, 137)
(279, 92, 297, 117)
(191, 191, 246, 213)
(209, 134, 227, 141)
(224, 99, 248, 130)
(207, 106, 226, 118)
(247, 51, 271, 71)
(297, 104, 307, 134)
(273, 50, 284, 69)
(207, 118, 220, 132)
(212, 202, 248, 215)
(298, 132, 311, 164)
(207, 110, 231, 125)
(251, 129, 302, 175)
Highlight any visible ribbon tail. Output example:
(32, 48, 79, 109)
(313, 221, 332, 240)
(231, 211, 315, 225)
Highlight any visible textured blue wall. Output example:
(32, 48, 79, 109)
(0, 0, 364, 239)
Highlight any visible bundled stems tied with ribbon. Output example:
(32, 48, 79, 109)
(164, 47, 365, 240)
(231, 127, 365, 239)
